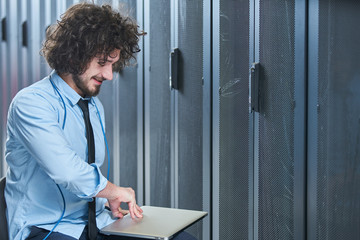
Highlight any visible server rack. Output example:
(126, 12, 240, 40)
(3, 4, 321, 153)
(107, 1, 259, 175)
(0, 1, 359, 239)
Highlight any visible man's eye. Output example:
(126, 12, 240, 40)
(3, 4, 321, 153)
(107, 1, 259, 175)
(98, 62, 106, 66)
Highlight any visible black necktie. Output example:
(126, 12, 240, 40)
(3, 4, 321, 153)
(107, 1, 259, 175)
(77, 99, 97, 240)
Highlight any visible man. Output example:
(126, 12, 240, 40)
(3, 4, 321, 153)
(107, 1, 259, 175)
(5, 3, 194, 240)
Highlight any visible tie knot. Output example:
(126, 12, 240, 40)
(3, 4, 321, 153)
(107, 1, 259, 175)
(77, 99, 89, 113)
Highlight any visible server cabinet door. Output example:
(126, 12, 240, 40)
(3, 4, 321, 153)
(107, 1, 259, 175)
(143, 0, 172, 208)
(256, 0, 306, 239)
(213, 0, 251, 239)
(144, 1, 210, 238)
(308, 1, 360, 239)
(175, 0, 205, 239)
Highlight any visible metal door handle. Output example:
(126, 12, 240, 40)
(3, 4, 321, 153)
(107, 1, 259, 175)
(2, 18, 6, 41)
(169, 48, 179, 90)
(250, 62, 260, 113)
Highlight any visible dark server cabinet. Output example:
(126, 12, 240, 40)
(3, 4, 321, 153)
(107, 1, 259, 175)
(144, 0, 210, 239)
(213, 0, 306, 239)
(257, 0, 306, 239)
(214, 0, 251, 239)
(308, 1, 360, 239)
(144, 0, 172, 208)
(176, 0, 206, 239)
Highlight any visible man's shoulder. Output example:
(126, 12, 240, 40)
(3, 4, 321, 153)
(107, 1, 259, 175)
(13, 77, 54, 102)
(9, 77, 60, 114)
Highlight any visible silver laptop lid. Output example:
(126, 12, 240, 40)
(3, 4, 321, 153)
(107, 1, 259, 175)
(100, 206, 207, 239)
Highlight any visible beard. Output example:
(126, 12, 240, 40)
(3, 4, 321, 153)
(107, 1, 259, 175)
(72, 74, 102, 97)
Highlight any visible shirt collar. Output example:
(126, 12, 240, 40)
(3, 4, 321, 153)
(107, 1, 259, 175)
(49, 70, 94, 106)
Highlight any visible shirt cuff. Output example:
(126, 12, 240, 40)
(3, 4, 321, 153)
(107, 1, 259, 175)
(89, 163, 108, 198)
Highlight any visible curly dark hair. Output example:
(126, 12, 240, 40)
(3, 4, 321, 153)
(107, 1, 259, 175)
(41, 3, 145, 75)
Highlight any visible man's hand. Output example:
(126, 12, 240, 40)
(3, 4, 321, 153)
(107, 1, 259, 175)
(96, 182, 143, 219)
(108, 187, 143, 219)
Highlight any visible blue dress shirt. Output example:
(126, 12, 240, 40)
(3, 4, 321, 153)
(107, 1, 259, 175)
(5, 71, 116, 240)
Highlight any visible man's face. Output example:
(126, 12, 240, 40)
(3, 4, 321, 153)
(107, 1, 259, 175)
(71, 49, 120, 97)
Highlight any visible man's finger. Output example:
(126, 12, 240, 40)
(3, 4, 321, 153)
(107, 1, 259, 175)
(118, 208, 129, 216)
(133, 204, 143, 218)
(130, 209, 135, 219)
(135, 204, 143, 214)
(113, 210, 124, 219)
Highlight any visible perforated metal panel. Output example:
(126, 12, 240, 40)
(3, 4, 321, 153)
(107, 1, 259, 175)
(218, 0, 250, 239)
(148, 0, 171, 207)
(177, 0, 203, 239)
(258, 0, 295, 239)
(117, 68, 139, 190)
(316, 1, 360, 239)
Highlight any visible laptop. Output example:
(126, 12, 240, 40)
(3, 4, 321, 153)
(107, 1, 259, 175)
(100, 206, 207, 239)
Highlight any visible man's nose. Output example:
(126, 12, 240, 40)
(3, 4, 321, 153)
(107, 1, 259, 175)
(102, 65, 113, 80)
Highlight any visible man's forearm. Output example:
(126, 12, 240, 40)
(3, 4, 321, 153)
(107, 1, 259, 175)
(96, 181, 118, 200)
